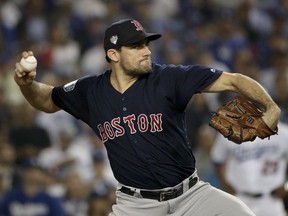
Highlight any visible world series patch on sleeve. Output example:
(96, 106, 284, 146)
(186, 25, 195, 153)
(209, 96, 278, 144)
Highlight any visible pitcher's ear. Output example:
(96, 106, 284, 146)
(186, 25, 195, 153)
(107, 48, 120, 63)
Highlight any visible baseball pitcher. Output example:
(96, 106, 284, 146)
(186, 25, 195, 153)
(14, 19, 280, 216)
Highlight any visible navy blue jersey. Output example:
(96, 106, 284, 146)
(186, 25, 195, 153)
(52, 63, 222, 189)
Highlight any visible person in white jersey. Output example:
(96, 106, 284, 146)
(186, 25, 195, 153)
(211, 121, 288, 216)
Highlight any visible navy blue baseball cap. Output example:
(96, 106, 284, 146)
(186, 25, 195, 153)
(104, 19, 161, 52)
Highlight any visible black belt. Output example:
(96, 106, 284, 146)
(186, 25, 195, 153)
(119, 176, 198, 202)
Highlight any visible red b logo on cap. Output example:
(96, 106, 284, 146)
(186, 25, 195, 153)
(131, 20, 143, 31)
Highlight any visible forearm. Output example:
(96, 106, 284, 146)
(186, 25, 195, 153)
(230, 74, 280, 129)
(19, 81, 60, 113)
(229, 74, 277, 110)
(206, 72, 281, 129)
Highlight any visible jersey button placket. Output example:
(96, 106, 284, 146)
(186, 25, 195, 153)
(121, 96, 127, 112)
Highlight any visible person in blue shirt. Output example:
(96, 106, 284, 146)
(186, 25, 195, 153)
(0, 159, 65, 216)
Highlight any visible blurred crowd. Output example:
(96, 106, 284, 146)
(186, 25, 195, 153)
(1, 0, 288, 215)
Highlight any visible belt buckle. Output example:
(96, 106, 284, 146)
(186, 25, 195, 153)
(159, 189, 177, 201)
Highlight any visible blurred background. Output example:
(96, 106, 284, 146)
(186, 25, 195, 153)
(0, 0, 288, 215)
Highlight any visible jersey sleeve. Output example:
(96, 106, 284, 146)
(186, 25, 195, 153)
(51, 76, 91, 123)
(159, 64, 222, 110)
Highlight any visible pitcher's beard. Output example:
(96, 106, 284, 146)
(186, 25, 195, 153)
(123, 61, 152, 77)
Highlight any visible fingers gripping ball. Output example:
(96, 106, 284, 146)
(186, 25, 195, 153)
(209, 96, 278, 144)
(20, 56, 37, 72)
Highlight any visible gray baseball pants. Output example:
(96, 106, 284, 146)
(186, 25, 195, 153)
(109, 172, 256, 216)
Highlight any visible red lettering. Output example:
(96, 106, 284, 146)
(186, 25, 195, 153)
(98, 113, 163, 142)
(111, 117, 125, 137)
(131, 20, 143, 31)
(137, 114, 149, 132)
(97, 124, 108, 143)
(104, 122, 115, 139)
(150, 113, 163, 132)
(123, 114, 137, 134)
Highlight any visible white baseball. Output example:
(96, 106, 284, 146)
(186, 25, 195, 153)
(20, 56, 37, 72)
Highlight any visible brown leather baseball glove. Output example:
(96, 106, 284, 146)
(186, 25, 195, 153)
(209, 96, 278, 144)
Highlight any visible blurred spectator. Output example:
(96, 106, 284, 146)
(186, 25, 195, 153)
(104, 0, 128, 23)
(36, 109, 80, 146)
(51, 0, 85, 42)
(90, 150, 116, 196)
(42, 167, 65, 199)
(88, 188, 116, 216)
(0, 60, 25, 106)
(213, 0, 240, 9)
(156, 30, 185, 64)
(79, 17, 107, 75)
(273, 71, 288, 122)
(0, 158, 66, 216)
(62, 172, 89, 216)
(17, 0, 48, 44)
(236, 0, 273, 41)
(0, 0, 21, 60)
(37, 128, 75, 177)
(73, 0, 107, 20)
(193, 124, 220, 188)
(0, 86, 10, 140)
(42, 22, 81, 78)
(77, 17, 105, 54)
(38, 125, 95, 183)
(8, 102, 51, 166)
(233, 47, 260, 80)
(260, 47, 288, 98)
(163, 45, 186, 65)
(185, 94, 211, 149)
(179, 0, 214, 28)
(80, 44, 107, 76)
(270, 9, 288, 37)
(0, 143, 16, 201)
(208, 8, 248, 69)
(150, 0, 179, 20)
